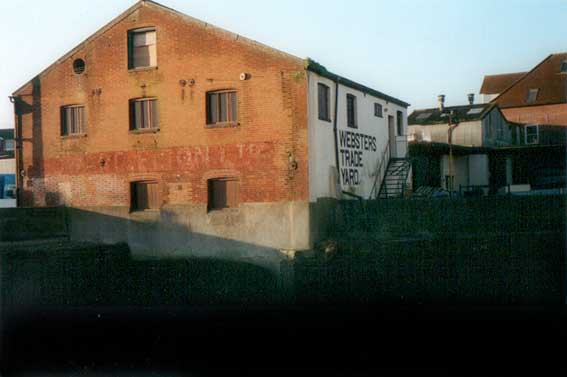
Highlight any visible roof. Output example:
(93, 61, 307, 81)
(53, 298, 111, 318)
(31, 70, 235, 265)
(12, 0, 409, 111)
(0, 129, 14, 140)
(480, 72, 527, 95)
(408, 103, 495, 126)
(491, 53, 567, 109)
(305, 59, 410, 108)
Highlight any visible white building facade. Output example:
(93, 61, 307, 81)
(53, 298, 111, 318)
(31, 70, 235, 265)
(306, 64, 409, 201)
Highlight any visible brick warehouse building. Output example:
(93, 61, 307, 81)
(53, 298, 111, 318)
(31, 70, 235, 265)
(11, 0, 409, 271)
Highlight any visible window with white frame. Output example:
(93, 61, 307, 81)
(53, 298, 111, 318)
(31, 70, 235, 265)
(525, 125, 539, 145)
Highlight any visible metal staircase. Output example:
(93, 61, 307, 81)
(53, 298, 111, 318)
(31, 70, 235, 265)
(377, 158, 412, 199)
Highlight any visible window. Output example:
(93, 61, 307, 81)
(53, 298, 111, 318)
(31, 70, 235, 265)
(346, 94, 357, 128)
(374, 103, 383, 118)
(131, 181, 160, 212)
(318, 83, 331, 121)
(208, 178, 239, 211)
(4, 140, 14, 151)
(128, 28, 157, 69)
(396, 110, 404, 136)
(525, 88, 539, 104)
(129, 98, 158, 131)
(60, 105, 86, 136)
(73, 59, 86, 75)
(206, 91, 238, 125)
(525, 125, 539, 145)
(561, 60, 567, 73)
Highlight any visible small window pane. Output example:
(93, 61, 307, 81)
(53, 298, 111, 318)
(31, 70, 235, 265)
(130, 99, 157, 130)
(318, 83, 330, 121)
(129, 29, 157, 68)
(374, 103, 383, 118)
(207, 91, 238, 125)
(525, 89, 539, 104)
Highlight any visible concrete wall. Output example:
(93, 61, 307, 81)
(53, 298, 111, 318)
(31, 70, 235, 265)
(307, 71, 408, 201)
(66, 202, 312, 272)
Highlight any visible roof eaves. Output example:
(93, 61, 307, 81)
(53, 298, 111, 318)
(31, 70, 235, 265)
(305, 58, 410, 108)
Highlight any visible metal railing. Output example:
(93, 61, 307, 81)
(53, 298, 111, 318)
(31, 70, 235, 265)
(369, 142, 390, 200)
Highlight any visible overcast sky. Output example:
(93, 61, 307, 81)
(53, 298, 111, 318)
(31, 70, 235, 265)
(1, 0, 567, 128)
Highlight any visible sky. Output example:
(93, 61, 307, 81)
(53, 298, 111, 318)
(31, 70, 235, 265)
(1, 0, 567, 129)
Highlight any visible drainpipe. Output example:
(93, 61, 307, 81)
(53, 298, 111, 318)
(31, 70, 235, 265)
(333, 79, 341, 188)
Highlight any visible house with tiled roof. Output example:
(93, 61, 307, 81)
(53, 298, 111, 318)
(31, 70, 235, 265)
(484, 53, 567, 190)
(479, 72, 527, 104)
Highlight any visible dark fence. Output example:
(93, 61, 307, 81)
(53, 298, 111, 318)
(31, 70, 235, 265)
(294, 232, 564, 305)
(0, 207, 67, 242)
(331, 195, 566, 240)
(295, 195, 566, 305)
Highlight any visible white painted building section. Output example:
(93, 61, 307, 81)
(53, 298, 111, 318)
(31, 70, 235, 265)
(440, 154, 489, 191)
(307, 71, 408, 201)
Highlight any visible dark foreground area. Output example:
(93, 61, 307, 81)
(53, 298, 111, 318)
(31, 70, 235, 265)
(3, 304, 567, 376)
(1, 239, 566, 376)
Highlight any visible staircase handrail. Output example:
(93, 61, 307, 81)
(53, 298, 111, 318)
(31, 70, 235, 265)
(369, 142, 390, 200)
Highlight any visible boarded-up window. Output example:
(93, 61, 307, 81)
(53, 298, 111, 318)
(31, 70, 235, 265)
(128, 28, 157, 69)
(206, 91, 238, 125)
(396, 110, 404, 136)
(129, 98, 158, 130)
(208, 178, 239, 211)
(346, 94, 357, 128)
(318, 83, 330, 121)
(131, 181, 160, 211)
(60, 105, 86, 136)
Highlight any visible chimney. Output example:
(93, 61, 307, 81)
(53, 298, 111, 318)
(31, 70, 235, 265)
(438, 95, 445, 112)
(467, 93, 475, 105)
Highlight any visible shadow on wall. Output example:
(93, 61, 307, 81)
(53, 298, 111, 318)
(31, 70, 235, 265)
(65, 205, 293, 274)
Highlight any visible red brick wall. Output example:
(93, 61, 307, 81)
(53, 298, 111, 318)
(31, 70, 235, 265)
(502, 104, 567, 126)
(14, 3, 308, 208)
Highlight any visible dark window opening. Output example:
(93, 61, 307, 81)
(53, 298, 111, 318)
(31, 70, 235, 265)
(374, 103, 383, 118)
(128, 28, 157, 69)
(318, 83, 331, 121)
(561, 60, 567, 73)
(208, 178, 239, 212)
(346, 94, 357, 128)
(131, 181, 160, 212)
(396, 110, 404, 136)
(129, 98, 158, 130)
(206, 91, 238, 125)
(73, 59, 86, 75)
(60, 105, 86, 136)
